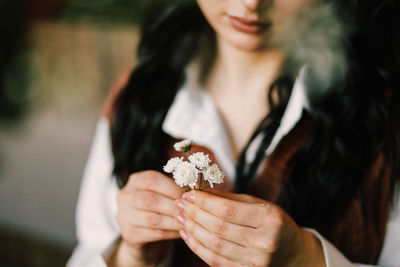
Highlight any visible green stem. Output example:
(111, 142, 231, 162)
(198, 173, 203, 191)
(201, 180, 208, 190)
(186, 186, 191, 192)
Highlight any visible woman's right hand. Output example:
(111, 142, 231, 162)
(110, 170, 185, 266)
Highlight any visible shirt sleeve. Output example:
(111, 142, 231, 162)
(66, 118, 121, 267)
(66, 118, 175, 267)
(306, 187, 400, 267)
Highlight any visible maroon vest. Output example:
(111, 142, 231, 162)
(103, 80, 392, 265)
(163, 114, 392, 266)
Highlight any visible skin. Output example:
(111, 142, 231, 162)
(198, 0, 313, 158)
(110, 0, 327, 266)
(175, 190, 326, 267)
(197, 0, 313, 51)
(108, 171, 185, 266)
(178, 0, 326, 266)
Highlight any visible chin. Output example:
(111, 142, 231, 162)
(215, 25, 270, 52)
(226, 34, 269, 52)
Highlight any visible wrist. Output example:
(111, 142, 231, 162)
(107, 239, 150, 267)
(295, 228, 327, 267)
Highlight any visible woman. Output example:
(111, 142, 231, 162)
(68, 0, 400, 266)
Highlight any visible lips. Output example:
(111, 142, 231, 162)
(229, 16, 270, 34)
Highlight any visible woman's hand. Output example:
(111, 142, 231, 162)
(175, 190, 326, 267)
(111, 170, 185, 266)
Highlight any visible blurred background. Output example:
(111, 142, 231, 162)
(0, 0, 144, 266)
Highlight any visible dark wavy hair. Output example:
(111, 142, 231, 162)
(110, 0, 400, 227)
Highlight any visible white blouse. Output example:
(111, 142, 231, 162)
(67, 69, 400, 267)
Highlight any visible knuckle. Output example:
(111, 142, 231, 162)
(241, 229, 251, 243)
(116, 212, 124, 225)
(155, 229, 167, 240)
(255, 253, 271, 267)
(142, 170, 159, 187)
(146, 213, 162, 227)
(241, 193, 256, 203)
(116, 192, 124, 206)
(127, 173, 137, 183)
(274, 218, 284, 231)
(127, 173, 142, 187)
(121, 226, 134, 243)
(221, 204, 236, 219)
(257, 203, 271, 219)
(184, 204, 196, 219)
(258, 203, 283, 227)
(116, 190, 131, 205)
(195, 191, 205, 208)
(265, 238, 279, 252)
(213, 220, 228, 236)
(125, 238, 138, 248)
(185, 218, 196, 233)
(190, 242, 199, 255)
(254, 230, 278, 252)
(117, 190, 135, 206)
(140, 191, 158, 209)
(125, 174, 142, 192)
(249, 260, 263, 267)
(270, 212, 284, 230)
(241, 250, 262, 267)
(210, 260, 221, 267)
(212, 238, 224, 252)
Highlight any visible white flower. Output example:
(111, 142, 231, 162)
(203, 164, 224, 188)
(189, 152, 211, 169)
(173, 161, 199, 189)
(163, 157, 183, 173)
(173, 139, 193, 153)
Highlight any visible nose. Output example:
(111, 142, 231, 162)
(242, 0, 269, 11)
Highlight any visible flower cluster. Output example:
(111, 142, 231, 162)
(173, 139, 193, 153)
(163, 139, 224, 190)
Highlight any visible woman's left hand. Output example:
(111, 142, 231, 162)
(175, 190, 326, 267)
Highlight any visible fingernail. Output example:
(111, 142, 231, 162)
(175, 200, 186, 211)
(176, 214, 185, 225)
(182, 192, 195, 203)
(179, 229, 189, 241)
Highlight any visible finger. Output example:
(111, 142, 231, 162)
(121, 226, 180, 247)
(120, 189, 178, 216)
(178, 213, 261, 265)
(176, 199, 259, 247)
(203, 189, 259, 204)
(126, 170, 185, 199)
(182, 190, 267, 227)
(178, 229, 241, 267)
(122, 208, 182, 231)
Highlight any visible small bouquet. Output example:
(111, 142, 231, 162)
(163, 139, 224, 191)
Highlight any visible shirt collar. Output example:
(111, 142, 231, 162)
(162, 65, 308, 181)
